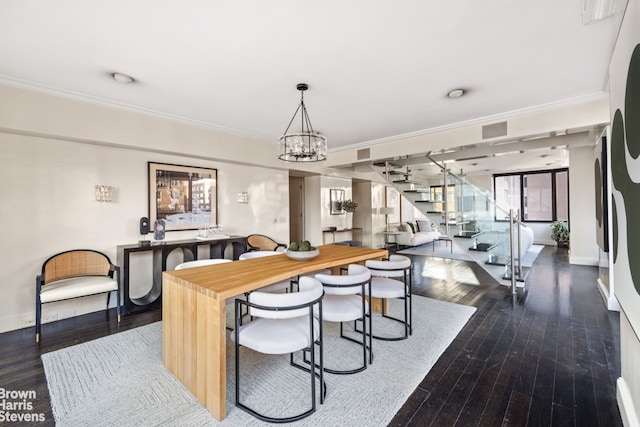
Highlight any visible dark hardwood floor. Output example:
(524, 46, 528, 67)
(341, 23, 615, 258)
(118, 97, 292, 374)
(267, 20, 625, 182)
(0, 245, 621, 426)
(390, 245, 622, 427)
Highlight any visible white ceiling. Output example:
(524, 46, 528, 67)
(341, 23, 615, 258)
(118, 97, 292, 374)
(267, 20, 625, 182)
(0, 0, 625, 174)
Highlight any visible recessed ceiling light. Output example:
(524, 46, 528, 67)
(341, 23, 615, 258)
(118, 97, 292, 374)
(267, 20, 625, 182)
(447, 89, 465, 98)
(112, 72, 134, 84)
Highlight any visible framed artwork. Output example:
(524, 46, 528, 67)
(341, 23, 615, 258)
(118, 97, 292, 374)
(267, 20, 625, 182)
(330, 189, 345, 215)
(385, 186, 400, 223)
(148, 162, 217, 231)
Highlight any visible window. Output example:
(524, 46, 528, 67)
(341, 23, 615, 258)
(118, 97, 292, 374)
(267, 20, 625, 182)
(430, 185, 456, 213)
(493, 168, 568, 222)
(555, 170, 569, 221)
(494, 175, 521, 219)
(523, 172, 552, 221)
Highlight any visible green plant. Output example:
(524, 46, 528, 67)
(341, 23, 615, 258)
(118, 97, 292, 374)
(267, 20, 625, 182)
(338, 199, 358, 213)
(288, 240, 315, 251)
(550, 221, 569, 245)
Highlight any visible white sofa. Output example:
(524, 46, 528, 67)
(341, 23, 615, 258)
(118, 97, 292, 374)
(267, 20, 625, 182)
(514, 224, 535, 257)
(392, 220, 441, 247)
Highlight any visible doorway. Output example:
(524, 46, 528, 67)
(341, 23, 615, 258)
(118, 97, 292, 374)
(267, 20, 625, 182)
(289, 176, 304, 244)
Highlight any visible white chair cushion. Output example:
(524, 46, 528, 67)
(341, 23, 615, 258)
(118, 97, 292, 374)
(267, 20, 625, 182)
(175, 258, 231, 269)
(365, 255, 411, 278)
(238, 251, 281, 260)
(249, 277, 323, 318)
(40, 276, 117, 303)
(301, 268, 331, 277)
(232, 316, 320, 354)
(365, 277, 406, 299)
(314, 264, 370, 296)
(319, 294, 368, 322)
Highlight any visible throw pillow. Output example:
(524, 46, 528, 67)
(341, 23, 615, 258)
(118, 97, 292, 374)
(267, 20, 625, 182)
(416, 220, 432, 232)
(397, 223, 407, 232)
(406, 222, 416, 234)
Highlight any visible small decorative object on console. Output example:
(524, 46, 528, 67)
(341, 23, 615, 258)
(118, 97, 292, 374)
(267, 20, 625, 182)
(153, 219, 166, 241)
(196, 224, 230, 240)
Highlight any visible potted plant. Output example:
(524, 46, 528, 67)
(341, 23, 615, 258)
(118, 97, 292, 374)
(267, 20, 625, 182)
(338, 199, 358, 213)
(550, 221, 569, 247)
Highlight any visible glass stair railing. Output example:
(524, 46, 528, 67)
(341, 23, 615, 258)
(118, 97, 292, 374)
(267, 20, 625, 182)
(376, 162, 529, 293)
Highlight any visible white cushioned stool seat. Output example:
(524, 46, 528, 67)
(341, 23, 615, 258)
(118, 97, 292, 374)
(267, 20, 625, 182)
(175, 259, 230, 269)
(364, 254, 413, 341)
(321, 294, 368, 322)
(314, 264, 372, 373)
(231, 276, 325, 423)
(233, 316, 320, 354)
(40, 276, 118, 304)
(364, 277, 406, 299)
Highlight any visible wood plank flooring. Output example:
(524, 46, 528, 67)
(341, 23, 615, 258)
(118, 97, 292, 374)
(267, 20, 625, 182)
(0, 245, 621, 426)
(390, 245, 622, 427)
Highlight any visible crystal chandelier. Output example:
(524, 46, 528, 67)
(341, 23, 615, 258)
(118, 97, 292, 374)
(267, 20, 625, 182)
(277, 83, 327, 162)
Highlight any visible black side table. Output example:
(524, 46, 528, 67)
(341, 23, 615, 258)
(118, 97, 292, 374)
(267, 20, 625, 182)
(432, 235, 453, 253)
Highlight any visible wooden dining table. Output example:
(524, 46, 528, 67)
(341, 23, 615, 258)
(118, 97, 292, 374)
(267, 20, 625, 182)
(161, 244, 388, 421)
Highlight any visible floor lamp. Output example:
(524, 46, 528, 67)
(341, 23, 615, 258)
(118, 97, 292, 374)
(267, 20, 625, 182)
(379, 207, 395, 232)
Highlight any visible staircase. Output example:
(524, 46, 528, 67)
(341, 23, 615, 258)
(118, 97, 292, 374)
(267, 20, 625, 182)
(375, 161, 530, 292)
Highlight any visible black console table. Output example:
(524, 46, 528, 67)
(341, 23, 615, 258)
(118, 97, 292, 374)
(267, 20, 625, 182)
(117, 236, 247, 315)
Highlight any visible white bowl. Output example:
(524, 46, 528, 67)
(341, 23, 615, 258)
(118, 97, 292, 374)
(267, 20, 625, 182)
(285, 247, 319, 260)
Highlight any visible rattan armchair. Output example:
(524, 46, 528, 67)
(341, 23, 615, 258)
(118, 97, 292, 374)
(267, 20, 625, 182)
(246, 234, 286, 252)
(36, 249, 121, 342)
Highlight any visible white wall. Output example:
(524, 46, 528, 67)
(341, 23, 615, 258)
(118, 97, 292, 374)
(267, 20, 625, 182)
(353, 180, 387, 249)
(610, 0, 640, 424)
(0, 84, 387, 333)
(568, 145, 599, 266)
(0, 134, 289, 332)
(303, 175, 322, 245)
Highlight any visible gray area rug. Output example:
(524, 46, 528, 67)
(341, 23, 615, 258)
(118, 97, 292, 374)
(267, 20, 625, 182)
(42, 296, 476, 426)
(397, 240, 475, 261)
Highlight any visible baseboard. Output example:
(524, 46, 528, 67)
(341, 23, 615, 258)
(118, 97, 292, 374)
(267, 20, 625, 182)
(569, 255, 598, 266)
(617, 377, 640, 427)
(597, 278, 621, 311)
(0, 293, 115, 334)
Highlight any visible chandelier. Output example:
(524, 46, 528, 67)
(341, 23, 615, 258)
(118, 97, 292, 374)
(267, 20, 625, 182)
(277, 83, 327, 162)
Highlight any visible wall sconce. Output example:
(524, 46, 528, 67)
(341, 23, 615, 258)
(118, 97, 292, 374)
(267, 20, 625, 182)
(95, 185, 113, 202)
(237, 192, 249, 204)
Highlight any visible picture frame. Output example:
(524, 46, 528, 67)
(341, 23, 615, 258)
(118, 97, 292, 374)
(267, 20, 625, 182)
(330, 189, 345, 215)
(385, 186, 400, 223)
(148, 162, 218, 231)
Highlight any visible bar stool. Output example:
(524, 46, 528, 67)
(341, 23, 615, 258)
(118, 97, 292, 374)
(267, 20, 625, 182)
(363, 254, 412, 341)
(231, 276, 325, 423)
(314, 264, 372, 373)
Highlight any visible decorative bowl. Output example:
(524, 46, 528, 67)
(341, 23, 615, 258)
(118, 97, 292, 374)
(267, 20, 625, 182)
(285, 247, 320, 261)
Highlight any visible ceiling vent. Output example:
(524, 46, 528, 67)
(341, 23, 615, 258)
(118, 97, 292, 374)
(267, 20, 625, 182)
(357, 148, 370, 160)
(482, 121, 508, 139)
